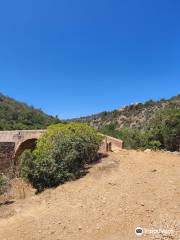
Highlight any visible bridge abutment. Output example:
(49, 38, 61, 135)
(0, 130, 44, 172)
(0, 142, 15, 171)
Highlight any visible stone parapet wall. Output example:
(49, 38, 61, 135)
(101, 135, 123, 152)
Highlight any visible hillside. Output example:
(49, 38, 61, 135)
(72, 95, 180, 130)
(0, 94, 59, 130)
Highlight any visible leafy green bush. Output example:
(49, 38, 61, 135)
(146, 140, 161, 150)
(100, 124, 120, 138)
(16, 149, 34, 180)
(18, 123, 102, 192)
(116, 128, 139, 149)
(147, 109, 180, 151)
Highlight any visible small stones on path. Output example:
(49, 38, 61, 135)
(78, 226, 82, 230)
(108, 182, 117, 186)
(151, 169, 157, 173)
(96, 225, 101, 230)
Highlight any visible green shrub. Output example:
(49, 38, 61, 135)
(100, 124, 120, 138)
(146, 140, 161, 150)
(147, 109, 180, 151)
(16, 149, 34, 180)
(18, 123, 102, 192)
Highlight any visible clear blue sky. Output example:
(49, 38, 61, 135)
(0, 0, 179, 119)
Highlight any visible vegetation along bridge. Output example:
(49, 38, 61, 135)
(0, 130, 123, 171)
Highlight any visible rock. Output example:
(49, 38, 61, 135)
(172, 151, 180, 155)
(144, 149, 151, 153)
(78, 226, 82, 230)
(108, 182, 117, 186)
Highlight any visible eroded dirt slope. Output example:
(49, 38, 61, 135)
(0, 150, 180, 240)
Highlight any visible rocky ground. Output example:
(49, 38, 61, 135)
(0, 149, 179, 240)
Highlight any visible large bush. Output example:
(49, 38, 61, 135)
(147, 109, 180, 151)
(19, 123, 102, 192)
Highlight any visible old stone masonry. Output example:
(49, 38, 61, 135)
(0, 130, 44, 171)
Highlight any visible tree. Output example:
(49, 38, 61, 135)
(146, 109, 180, 151)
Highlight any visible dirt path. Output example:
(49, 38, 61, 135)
(0, 150, 180, 240)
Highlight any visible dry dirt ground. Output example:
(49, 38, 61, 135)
(0, 150, 180, 240)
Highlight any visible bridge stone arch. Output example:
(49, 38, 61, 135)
(0, 130, 44, 171)
(14, 138, 37, 162)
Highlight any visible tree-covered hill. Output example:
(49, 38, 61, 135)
(0, 94, 60, 130)
(70, 94, 180, 151)
(72, 94, 180, 130)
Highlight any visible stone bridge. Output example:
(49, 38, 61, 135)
(0, 130, 123, 172)
(0, 130, 44, 171)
